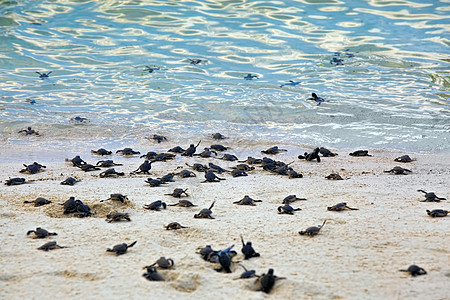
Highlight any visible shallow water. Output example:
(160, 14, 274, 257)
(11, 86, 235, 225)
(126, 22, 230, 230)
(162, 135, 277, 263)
(0, 0, 449, 153)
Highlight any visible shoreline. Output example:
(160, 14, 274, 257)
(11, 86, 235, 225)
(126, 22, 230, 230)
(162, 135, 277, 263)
(1, 142, 450, 299)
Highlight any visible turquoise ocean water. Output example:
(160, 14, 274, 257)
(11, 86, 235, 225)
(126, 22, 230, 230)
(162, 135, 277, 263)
(0, 0, 449, 154)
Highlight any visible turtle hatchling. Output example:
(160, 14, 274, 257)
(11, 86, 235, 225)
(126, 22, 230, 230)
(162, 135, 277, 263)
(101, 194, 128, 203)
(145, 178, 166, 187)
(99, 168, 125, 178)
(240, 235, 260, 260)
(165, 188, 189, 198)
(299, 220, 327, 236)
(212, 133, 226, 140)
(244, 73, 258, 80)
(165, 222, 188, 230)
(231, 169, 248, 177)
(106, 213, 131, 223)
(96, 160, 123, 168)
(194, 201, 215, 219)
(233, 195, 262, 206)
(24, 197, 52, 207)
(132, 160, 155, 175)
(202, 170, 226, 183)
(277, 204, 301, 215)
(60, 177, 78, 185)
(257, 268, 285, 294)
(116, 148, 140, 156)
(18, 126, 39, 136)
(349, 150, 371, 157)
(91, 148, 112, 156)
(234, 265, 257, 279)
(106, 241, 137, 255)
(282, 195, 307, 205)
(400, 265, 427, 276)
(168, 146, 185, 153)
(69, 155, 86, 167)
(177, 169, 197, 178)
(394, 155, 414, 163)
(325, 173, 343, 180)
(426, 209, 449, 217)
(143, 200, 167, 211)
(182, 141, 201, 157)
(327, 202, 358, 211)
(37, 241, 67, 251)
(319, 147, 338, 157)
(27, 227, 57, 239)
(36, 71, 52, 78)
(5, 178, 26, 186)
(261, 146, 287, 155)
(418, 190, 446, 202)
(307, 93, 325, 106)
(20, 162, 46, 174)
(142, 266, 164, 281)
(149, 257, 174, 269)
(152, 134, 168, 143)
(384, 166, 412, 175)
(78, 164, 101, 172)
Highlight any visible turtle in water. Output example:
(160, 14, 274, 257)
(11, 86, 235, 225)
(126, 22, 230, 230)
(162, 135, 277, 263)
(70, 116, 88, 124)
(231, 169, 248, 177)
(36, 71, 52, 78)
(215, 245, 235, 273)
(168, 146, 185, 153)
(37, 241, 67, 251)
(327, 202, 358, 211)
(233, 195, 262, 206)
(221, 154, 239, 161)
(394, 155, 414, 163)
(277, 204, 301, 215)
(99, 168, 125, 178)
(165, 188, 189, 198)
(20, 162, 46, 174)
(101, 194, 128, 203)
(60, 177, 78, 186)
(212, 133, 226, 140)
(400, 265, 427, 277)
(91, 148, 112, 156)
(244, 73, 258, 80)
(194, 201, 215, 219)
(177, 169, 197, 178)
(24, 197, 52, 207)
(96, 160, 123, 168)
(241, 235, 260, 260)
(384, 166, 412, 175)
(349, 150, 372, 157)
(330, 57, 344, 65)
(299, 220, 327, 236)
(78, 164, 101, 172)
(307, 93, 325, 106)
(319, 147, 338, 157)
(231, 164, 255, 171)
(280, 80, 300, 88)
(165, 222, 188, 230)
(132, 160, 155, 175)
(107, 241, 137, 255)
(144, 66, 160, 73)
(18, 126, 39, 136)
(418, 190, 446, 202)
(148, 257, 174, 269)
(426, 209, 449, 217)
(202, 170, 226, 183)
(26, 98, 36, 104)
(69, 155, 86, 167)
(152, 134, 168, 143)
(256, 268, 285, 294)
(143, 200, 167, 211)
(5, 177, 26, 186)
(189, 58, 203, 65)
(182, 140, 201, 157)
(106, 212, 131, 223)
(261, 146, 287, 155)
(325, 173, 343, 180)
(142, 266, 164, 281)
(282, 195, 307, 205)
(27, 227, 57, 239)
(234, 265, 257, 279)
(145, 178, 167, 187)
(116, 148, 140, 156)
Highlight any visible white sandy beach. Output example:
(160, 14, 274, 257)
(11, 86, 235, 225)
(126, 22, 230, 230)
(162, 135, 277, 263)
(1, 140, 449, 300)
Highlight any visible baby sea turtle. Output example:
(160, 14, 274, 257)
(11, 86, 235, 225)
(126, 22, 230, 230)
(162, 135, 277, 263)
(168, 146, 185, 153)
(177, 169, 197, 178)
(233, 195, 262, 206)
(144, 66, 160, 73)
(399, 265, 427, 277)
(330, 57, 344, 65)
(319, 147, 338, 157)
(280, 80, 300, 88)
(91, 148, 112, 156)
(198, 245, 215, 261)
(307, 93, 325, 106)
(37, 241, 67, 251)
(194, 201, 215, 219)
(107, 241, 137, 255)
(106, 212, 131, 223)
(277, 204, 301, 215)
(208, 163, 228, 173)
(299, 220, 327, 236)
(212, 133, 226, 140)
(165, 222, 188, 230)
(158, 173, 175, 183)
(231, 169, 248, 177)
(132, 160, 155, 175)
(282, 195, 307, 205)
(96, 160, 122, 168)
(202, 170, 226, 182)
(261, 146, 287, 155)
(244, 73, 258, 80)
(149, 257, 174, 269)
(24, 197, 52, 207)
(60, 197, 92, 217)
(143, 200, 167, 211)
(27, 227, 57, 239)
(325, 173, 343, 180)
(418, 190, 446, 202)
(189, 58, 203, 65)
(182, 141, 201, 156)
(234, 265, 257, 280)
(145, 178, 167, 187)
(116, 148, 140, 156)
(210, 144, 229, 152)
(214, 245, 235, 273)
(299, 147, 321, 162)
(26, 98, 36, 104)
(287, 169, 303, 178)
(241, 235, 260, 260)
(165, 188, 189, 198)
(394, 155, 414, 163)
(69, 155, 86, 167)
(78, 164, 101, 172)
(36, 71, 52, 78)
(221, 154, 239, 161)
(70, 116, 88, 124)
(99, 168, 125, 178)
(18, 126, 39, 136)
(327, 202, 358, 211)
(426, 209, 449, 218)
(195, 148, 217, 158)
(232, 164, 255, 171)
(5, 177, 26, 186)
(153, 152, 176, 161)
(384, 166, 412, 175)
(349, 150, 372, 157)
(101, 194, 128, 203)
(257, 268, 285, 294)
(140, 151, 157, 160)
(20, 162, 46, 174)
(238, 156, 263, 164)
(152, 134, 168, 143)
(186, 163, 209, 172)
(142, 266, 164, 281)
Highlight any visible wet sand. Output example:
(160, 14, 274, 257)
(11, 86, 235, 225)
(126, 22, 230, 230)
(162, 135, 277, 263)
(1, 142, 449, 300)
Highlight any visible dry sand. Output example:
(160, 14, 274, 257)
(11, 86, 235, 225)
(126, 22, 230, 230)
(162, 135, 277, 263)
(1, 142, 449, 300)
